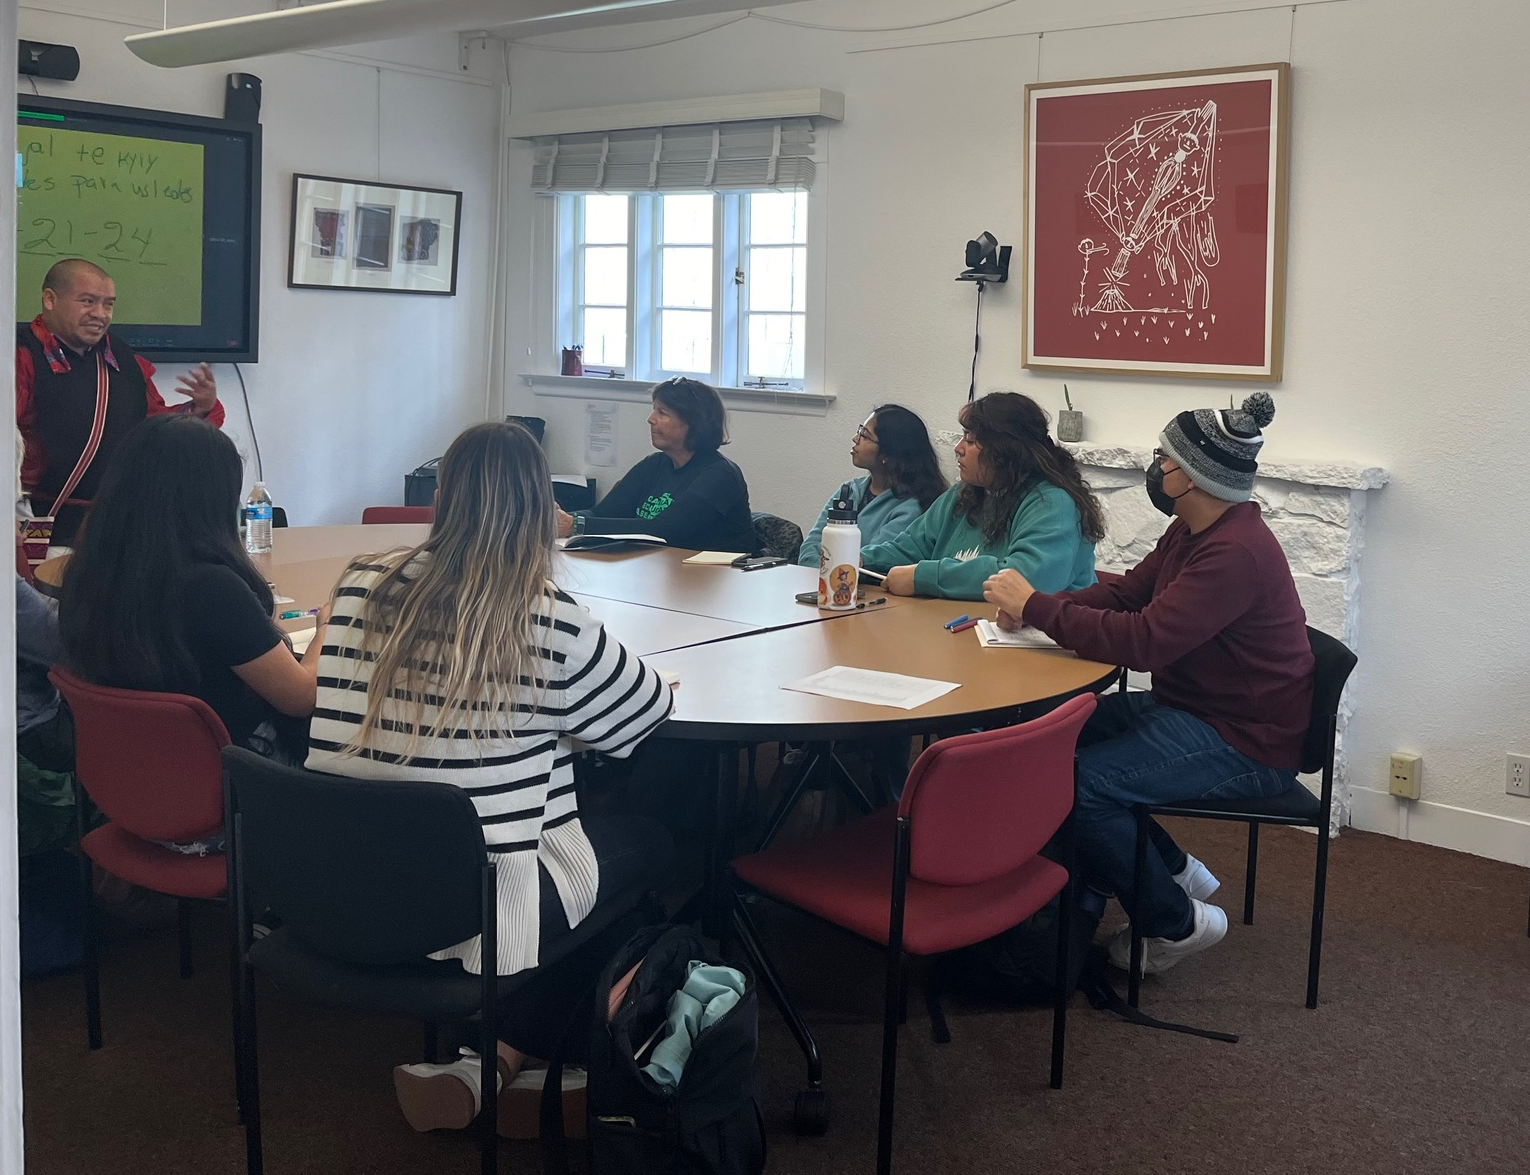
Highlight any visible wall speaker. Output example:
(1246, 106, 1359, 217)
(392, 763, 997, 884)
(19, 41, 80, 82)
(224, 73, 262, 124)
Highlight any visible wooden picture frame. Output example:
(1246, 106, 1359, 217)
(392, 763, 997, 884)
(1023, 63, 1290, 380)
(288, 173, 462, 296)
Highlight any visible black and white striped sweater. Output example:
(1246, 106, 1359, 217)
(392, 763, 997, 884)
(305, 558, 673, 976)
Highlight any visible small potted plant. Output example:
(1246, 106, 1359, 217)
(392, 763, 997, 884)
(1057, 384, 1084, 442)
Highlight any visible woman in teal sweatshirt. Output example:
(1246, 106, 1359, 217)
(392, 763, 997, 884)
(861, 391, 1104, 600)
(798, 404, 947, 566)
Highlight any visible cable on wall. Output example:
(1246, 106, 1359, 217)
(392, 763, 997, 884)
(752, 0, 1026, 35)
(232, 363, 264, 482)
(968, 282, 984, 403)
(515, 13, 747, 53)
(515, 0, 1349, 55)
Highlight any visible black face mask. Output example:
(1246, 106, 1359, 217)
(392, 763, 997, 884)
(1145, 462, 1191, 516)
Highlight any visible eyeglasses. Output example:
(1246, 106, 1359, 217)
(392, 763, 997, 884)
(854, 426, 877, 444)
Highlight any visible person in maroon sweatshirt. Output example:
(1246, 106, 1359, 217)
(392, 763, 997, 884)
(984, 392, 1313, 976)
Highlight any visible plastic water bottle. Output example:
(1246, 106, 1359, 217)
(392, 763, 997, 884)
(817, 483, 861, 611)
(244, 481, 273, 554)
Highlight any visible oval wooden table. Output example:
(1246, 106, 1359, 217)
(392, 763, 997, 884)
(31, 526, 754, 658)
(257, 525, 760, 658)
(556, 544, 916, 630)
(641, 592, 1118, 931)
(37, 524, 1119, 932)
(651, 594, 1116, 741)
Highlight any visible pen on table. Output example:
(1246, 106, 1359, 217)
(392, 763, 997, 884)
(943, 614, 970, 631)
(948, 617, 980, 634)
(856, 597, 887, 610)
(278, 608, 320, 620)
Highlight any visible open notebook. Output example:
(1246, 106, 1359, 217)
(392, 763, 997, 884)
(974, 619, 1059, 649)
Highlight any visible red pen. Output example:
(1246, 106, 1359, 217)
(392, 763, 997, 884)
(949, 617, 980, 633)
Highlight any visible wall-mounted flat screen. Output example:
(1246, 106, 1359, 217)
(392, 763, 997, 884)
(17, 95, 261, 362)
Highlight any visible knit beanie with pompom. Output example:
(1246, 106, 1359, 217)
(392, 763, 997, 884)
(1158, 392, 1276, 503)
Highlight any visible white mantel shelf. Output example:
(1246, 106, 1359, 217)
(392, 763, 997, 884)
(1061, 442, 1390, 492)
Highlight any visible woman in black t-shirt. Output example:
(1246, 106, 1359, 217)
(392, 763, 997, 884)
(555, 377, 757, 553)
(59, 415, 326, 760)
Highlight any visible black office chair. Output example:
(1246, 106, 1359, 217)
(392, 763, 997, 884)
(223, 748, 656, 1175)
(751, 512, 803, 560)
(1127, 626, 1357, 1010)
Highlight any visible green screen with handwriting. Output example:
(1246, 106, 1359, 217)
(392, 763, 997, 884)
(17, 126, 204, 325)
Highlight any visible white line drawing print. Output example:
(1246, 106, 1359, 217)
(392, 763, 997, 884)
(1073, 239, 1110, 315)
(1079, 101, 1220, 316)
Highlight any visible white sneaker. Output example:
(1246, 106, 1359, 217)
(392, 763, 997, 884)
(1108, 899, 1229, 976)
(393, 1046, 506, 1133)
(1172, 854, 1221, 902)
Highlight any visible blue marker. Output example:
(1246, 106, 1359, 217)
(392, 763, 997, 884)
(943, 614, 969, 630)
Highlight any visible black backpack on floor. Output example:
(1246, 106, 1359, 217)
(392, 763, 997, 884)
(542, 925, 766, 1175)
(927, 886, 1105, 1039)
(927, 886, 1237, 1045)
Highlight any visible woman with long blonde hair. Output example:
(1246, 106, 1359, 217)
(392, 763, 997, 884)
(307, 421, 675, 1133)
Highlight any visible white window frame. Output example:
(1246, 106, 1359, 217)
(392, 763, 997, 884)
(550, 187, 819, 394)
(737, 191, 809, 391)
(649, 193, 722, 382)
(561, 194, 634, 375)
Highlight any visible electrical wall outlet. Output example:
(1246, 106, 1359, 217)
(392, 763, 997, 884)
(1507, 754, 1530, 798)
(1388, 753, 1421, 800)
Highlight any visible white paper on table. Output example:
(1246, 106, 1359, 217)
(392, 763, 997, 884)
(273, 594, 295, 606)
(974, 619, 1059, 649)
(584, 401, 619, 468)
(288, 627, 318, 656)
(682, 551, 750, 565)
(783, 666, 960, 711)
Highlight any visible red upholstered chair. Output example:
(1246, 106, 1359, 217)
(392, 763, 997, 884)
(729, 693, 1097, 1174)
(48, 666, 231, 1050)
(360, 505, 434, 525)
(15, 526, 35, 584)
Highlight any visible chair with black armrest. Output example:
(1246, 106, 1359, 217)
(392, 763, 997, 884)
(1126, 625, 1357, 1010)
(49, 666, 230, 1052)
(729, 694, 1097, 1174)
(223, 748, 660, 1175)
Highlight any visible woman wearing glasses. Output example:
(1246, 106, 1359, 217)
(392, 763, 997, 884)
(555, 377, 757, 553)
(797, 405, 947, 566)
(860, 391, 1103, 600)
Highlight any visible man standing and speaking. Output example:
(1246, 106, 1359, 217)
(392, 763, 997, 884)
(16, 258, 225, 550)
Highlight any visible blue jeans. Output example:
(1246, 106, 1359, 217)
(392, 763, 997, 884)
(1075, 693, 1297, 938)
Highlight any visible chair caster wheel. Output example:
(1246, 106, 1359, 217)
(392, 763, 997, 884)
(793, 1086, 830, 1136)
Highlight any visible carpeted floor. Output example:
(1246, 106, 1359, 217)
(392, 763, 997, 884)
(20, 814, 1530, 1174)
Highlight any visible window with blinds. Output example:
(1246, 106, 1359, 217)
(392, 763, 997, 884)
(532, 118, 817, 194)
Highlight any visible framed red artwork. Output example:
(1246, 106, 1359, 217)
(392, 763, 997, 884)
(1023, 63, 1290, 380)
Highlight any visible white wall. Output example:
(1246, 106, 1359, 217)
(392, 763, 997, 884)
(4, 5, 25, 1170)
(18, 0, 503, 522)
(500, 0, 1530, 865)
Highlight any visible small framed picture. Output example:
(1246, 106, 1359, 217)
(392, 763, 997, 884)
(1023, 63, 1290, 380)
(288, 174, 461, 295)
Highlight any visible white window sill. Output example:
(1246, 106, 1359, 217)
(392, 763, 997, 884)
(521, 373, 833, 415)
